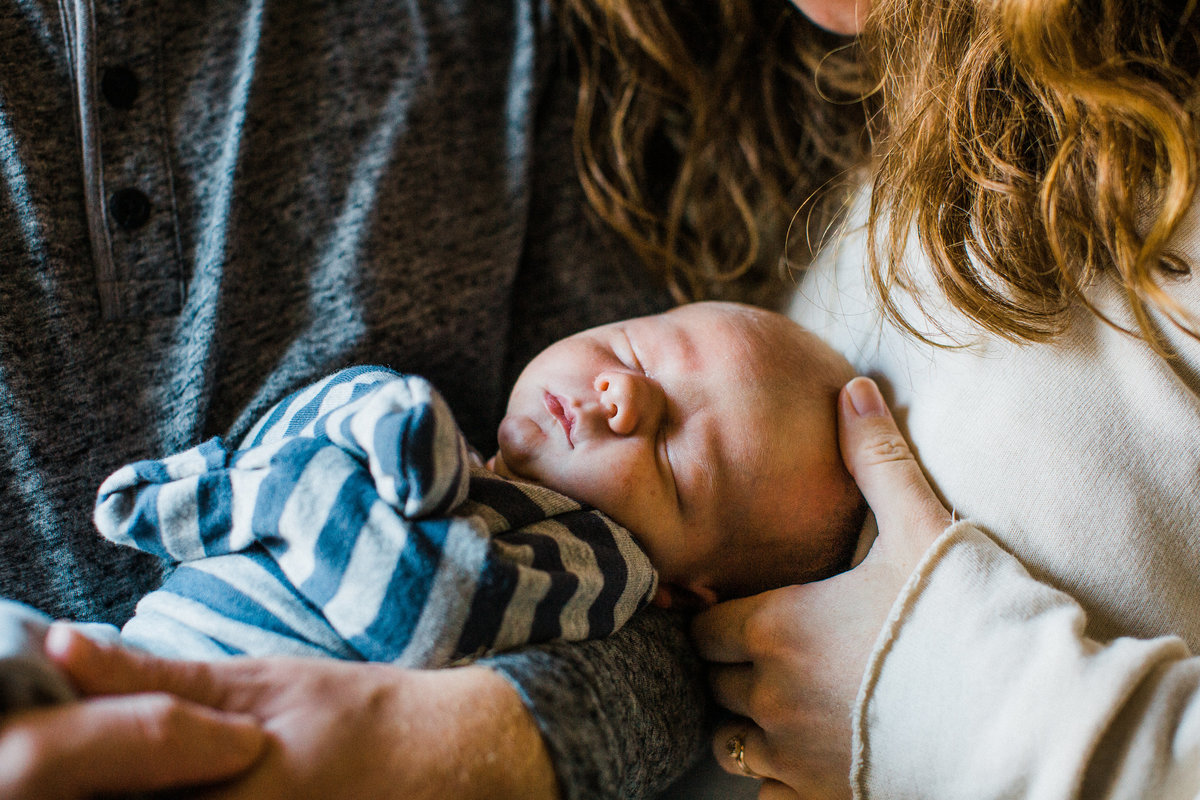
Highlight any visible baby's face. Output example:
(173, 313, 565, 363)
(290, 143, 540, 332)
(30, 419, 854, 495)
(491, 302, 846, 608)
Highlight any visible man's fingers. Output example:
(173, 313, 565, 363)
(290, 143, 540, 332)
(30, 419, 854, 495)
(45, 625, 228, 709)
(838, 378, 951, 557)
(0, 694, 266, 798)
(58, 695, 265, 793)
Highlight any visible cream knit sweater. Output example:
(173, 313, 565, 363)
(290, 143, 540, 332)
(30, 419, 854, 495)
(789, 194, 1200, 799)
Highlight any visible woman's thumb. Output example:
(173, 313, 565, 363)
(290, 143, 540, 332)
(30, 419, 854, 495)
(838, 378, 951, 559)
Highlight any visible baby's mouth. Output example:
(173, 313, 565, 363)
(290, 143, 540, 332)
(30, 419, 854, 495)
(543, 392, 575, 448)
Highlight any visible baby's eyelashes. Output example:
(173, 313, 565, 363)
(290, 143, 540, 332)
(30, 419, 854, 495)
(620, 330, 648, 375)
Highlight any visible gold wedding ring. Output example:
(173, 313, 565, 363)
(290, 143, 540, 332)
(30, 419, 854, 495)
(725, 732, 762, 779)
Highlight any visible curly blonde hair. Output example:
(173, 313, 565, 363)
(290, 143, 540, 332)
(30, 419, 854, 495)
(862, 0, 1200, 350)
(552, 0, 873, 307)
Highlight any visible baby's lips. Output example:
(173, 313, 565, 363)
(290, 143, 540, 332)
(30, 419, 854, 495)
(543, 391, 575, 447)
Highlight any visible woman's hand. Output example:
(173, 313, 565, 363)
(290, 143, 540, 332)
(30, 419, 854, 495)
(691, 377, 952, 798)
(0, 627, 266, 799)
(42, 626, 560, 800)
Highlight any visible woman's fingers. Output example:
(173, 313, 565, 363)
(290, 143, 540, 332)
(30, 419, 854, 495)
(707, 662, 755, 718)
(0, 693, 266, 799)
(838, 378, 951, 564)
(691, 592, 765, 663)
(687, 382, 953, 800)
(712, 719, 772, 781)
(758, 780, 802, 800)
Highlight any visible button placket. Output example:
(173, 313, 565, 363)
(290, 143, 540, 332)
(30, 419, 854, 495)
(93, 0, 185, 318)
(108, 186, 152, 230)
(100, 64, 140, 110)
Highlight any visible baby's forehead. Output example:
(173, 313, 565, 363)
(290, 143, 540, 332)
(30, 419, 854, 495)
(649, 307, 822, 430)
(667, 303, 803, 354)
(649, 306, 778, 368)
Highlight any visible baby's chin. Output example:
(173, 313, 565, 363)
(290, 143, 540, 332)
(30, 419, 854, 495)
(492, 414, 543, 481)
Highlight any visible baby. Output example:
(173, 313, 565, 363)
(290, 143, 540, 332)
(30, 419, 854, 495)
(490, 299, 863, 608)
(0, 302, 863, 709)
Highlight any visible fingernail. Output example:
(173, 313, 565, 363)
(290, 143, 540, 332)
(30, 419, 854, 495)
(44, 622, 76, 657)
(845, 377, 887, 418)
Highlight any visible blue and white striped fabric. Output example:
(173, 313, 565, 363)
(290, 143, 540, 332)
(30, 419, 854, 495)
(94, 367, 658, 667)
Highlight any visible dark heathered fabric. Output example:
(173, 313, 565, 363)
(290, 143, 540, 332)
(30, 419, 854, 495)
(0, 2, 708, 796)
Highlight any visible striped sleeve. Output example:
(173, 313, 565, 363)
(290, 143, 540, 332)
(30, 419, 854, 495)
(94, 436, 244, 562)
(96, 368, 657, 666)
(438, 469, 658, 665)
(239, 366, 471, 518)
(97, 368, 472, 560)
(94, 368, 479, 661)
(240, 365, 398, 449)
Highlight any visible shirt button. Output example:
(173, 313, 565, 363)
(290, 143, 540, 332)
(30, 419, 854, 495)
(101, 65, 140, 110)
(109, 188, 152, 230)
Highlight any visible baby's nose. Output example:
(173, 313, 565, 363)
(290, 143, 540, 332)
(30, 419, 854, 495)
(594, 371, 661, 435)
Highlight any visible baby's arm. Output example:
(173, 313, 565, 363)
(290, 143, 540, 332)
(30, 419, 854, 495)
(304, 371, 472, 518)
(236, 366, 471, 518)
(95, 367, 657, 666)
(94, 368, 471, 562)
(444, 471, 659, 662)
(91, 369, 478, 661)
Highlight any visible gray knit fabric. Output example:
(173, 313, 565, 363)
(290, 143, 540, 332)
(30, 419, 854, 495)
(0, 2, 708, 797)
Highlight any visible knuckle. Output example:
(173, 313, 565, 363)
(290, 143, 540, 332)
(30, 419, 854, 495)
(130, 692, 191, 744)
(746, 682, 784, 728)
(741, 612, 780, 657)
(863, 434, 913, 464)
(742, 592, 805, 658)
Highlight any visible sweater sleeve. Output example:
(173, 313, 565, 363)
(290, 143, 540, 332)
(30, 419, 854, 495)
(854, 521, 1200, 799)
(94, 368, 471, 562)
(485, 606, 712, 800)
(304, 372, 472, 518)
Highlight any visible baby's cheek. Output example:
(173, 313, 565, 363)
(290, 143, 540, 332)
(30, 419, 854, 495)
(603, 476, 667, 536)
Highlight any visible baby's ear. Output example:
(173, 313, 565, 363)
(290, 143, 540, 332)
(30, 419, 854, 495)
(651, 582, 718, 612)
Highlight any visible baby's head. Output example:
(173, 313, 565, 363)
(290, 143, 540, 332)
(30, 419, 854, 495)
(490, 301, 865, 609)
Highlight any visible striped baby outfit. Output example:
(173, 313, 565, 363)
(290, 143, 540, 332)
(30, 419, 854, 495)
(93, 367, 658, 667)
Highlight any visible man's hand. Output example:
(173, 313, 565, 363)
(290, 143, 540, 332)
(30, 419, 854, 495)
(0, 624, 266, 800)
(45, 625, 560, 800)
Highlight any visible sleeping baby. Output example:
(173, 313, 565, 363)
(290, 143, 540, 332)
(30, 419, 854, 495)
(0, 302, 865, 709)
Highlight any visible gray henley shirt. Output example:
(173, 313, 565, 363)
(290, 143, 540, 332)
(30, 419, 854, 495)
(0, 1, 709, 796)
